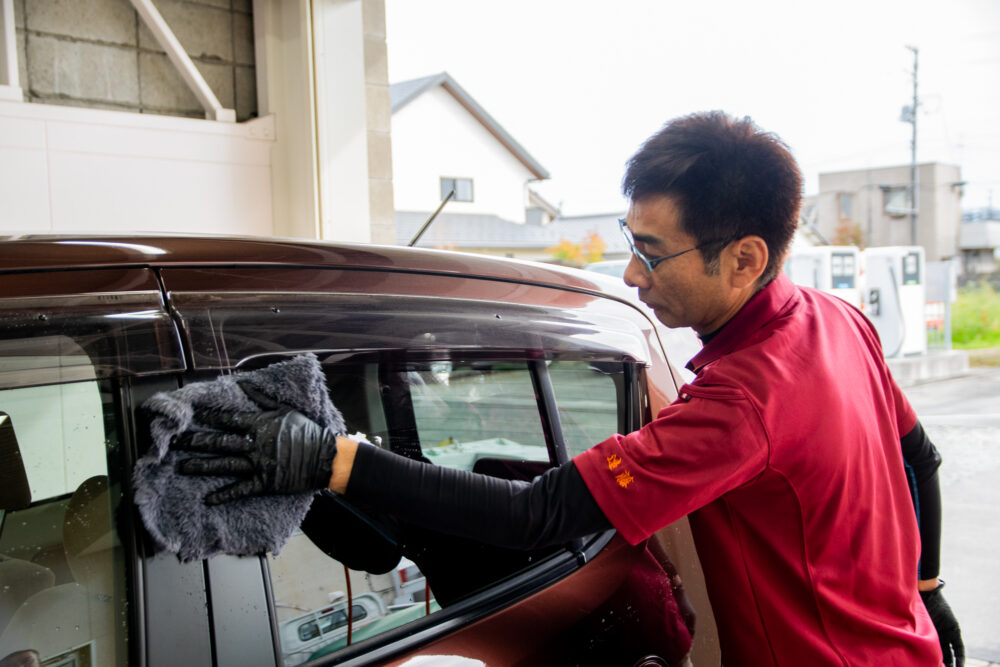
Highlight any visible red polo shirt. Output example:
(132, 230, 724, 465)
(575, 274, 941, 666)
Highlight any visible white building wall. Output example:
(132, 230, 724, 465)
(0, 100, 274, 235)
(313, 0, 370, 243)
(816, 162, 961, 261)
(392, 85, 534, 224)
(927, 163, 962, 260)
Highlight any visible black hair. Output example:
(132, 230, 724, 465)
(622, 111, 802, 284)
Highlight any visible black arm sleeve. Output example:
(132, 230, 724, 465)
(901, 420, 943, 580)
(345, 444, 611, 550)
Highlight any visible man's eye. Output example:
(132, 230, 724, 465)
(634, 243, 654, 256)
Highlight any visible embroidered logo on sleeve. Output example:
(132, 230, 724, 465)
(606, 454, 623, 470)
(615, 471, 635, 489)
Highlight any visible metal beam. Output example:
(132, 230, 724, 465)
(129, 0, 236, 122)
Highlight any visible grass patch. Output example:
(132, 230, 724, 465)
(952, 282, 1000, 350)
(968, 348, 1000, 367)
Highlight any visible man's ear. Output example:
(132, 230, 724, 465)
(727, 235, 768, 288)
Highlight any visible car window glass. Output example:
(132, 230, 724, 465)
(0, 288, 183, 390)
(267, 356, 555, 665)
(410, 361, 549, 466)
(0, 381, 128, 667)
(548, 360, 625, 458)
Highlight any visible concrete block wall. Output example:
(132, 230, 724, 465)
(14, 0, 256, 121)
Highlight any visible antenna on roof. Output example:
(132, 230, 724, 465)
(408, 189, 456, 247)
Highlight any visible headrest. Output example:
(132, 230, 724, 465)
(0, 414, 30, 511)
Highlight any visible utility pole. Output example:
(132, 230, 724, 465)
(902, 45, 919, 245)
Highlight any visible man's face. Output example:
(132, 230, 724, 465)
(622, 195, 735, 335)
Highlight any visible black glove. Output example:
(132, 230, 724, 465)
(920, 581, 964, 667)
(173, 392, 338, 505)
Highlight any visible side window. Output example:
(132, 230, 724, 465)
(409, 361, 549, 467)
(548, 360, 627, 458)
(268, 355, 615, 665)
(0, 381, 128, 667)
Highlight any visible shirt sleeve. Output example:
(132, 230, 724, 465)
(888, 372, 918, 436)
(574, 384, 769, 545)
(849, 302, 918, 436)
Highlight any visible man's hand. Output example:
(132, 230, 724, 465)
(920, 581, 965, 667)
(172, 403, 338, 505)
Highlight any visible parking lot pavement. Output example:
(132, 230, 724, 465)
(903, 366, 1000, 663)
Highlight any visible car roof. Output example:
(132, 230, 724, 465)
(0, 235, 609, 294)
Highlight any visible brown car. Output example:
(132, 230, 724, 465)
(0, 236, 719, 666)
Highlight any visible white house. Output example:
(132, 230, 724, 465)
(390, 72, 560, 252)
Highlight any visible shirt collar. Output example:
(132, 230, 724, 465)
(686, 273, 799, 374)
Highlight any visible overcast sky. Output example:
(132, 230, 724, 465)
(385, 0, 1000, 216)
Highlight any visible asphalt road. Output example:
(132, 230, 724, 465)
(903, 367, 1000, 663)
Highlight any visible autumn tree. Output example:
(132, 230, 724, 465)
(831, 220, 864, 248)
(546, 231, 607, 267)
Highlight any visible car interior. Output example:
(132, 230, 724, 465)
(0, 382, 128, 667)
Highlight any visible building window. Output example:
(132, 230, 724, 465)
(883, 186, 911, 217)
(441, 178, 474, 202)
(838, 193, 854, 220)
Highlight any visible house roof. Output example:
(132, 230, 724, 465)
(390, 72, 550, 180)
(527, 189, 561, 218)
(397, 210, 630, 255)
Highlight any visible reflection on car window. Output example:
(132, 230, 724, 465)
(0, 381, 128, 667)
(298, 620, 319, 642)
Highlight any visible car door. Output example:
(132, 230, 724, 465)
(157, 264, 703, 666)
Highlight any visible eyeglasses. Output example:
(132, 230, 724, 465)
(618, 218, 731, 273)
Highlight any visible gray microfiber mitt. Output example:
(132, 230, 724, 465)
(133, 354, 345, 561)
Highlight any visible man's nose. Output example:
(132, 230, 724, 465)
(623, 256, 649, 289)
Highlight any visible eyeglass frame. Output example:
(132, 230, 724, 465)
(617, 218, 733, 273)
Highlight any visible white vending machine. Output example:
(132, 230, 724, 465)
(862, 246, 926, 357)
(783, 246, 863, 308)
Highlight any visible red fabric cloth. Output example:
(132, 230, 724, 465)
(575, 274, 940, 666)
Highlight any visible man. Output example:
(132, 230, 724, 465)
(176, 112, 962, 666)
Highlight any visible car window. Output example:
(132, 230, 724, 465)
(548, 360, 625, 458)
(267, 353, 630, 664)
(0, 287, 183, 390)
(0, 380, 128, 667)
(409, 360, 549, 467)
